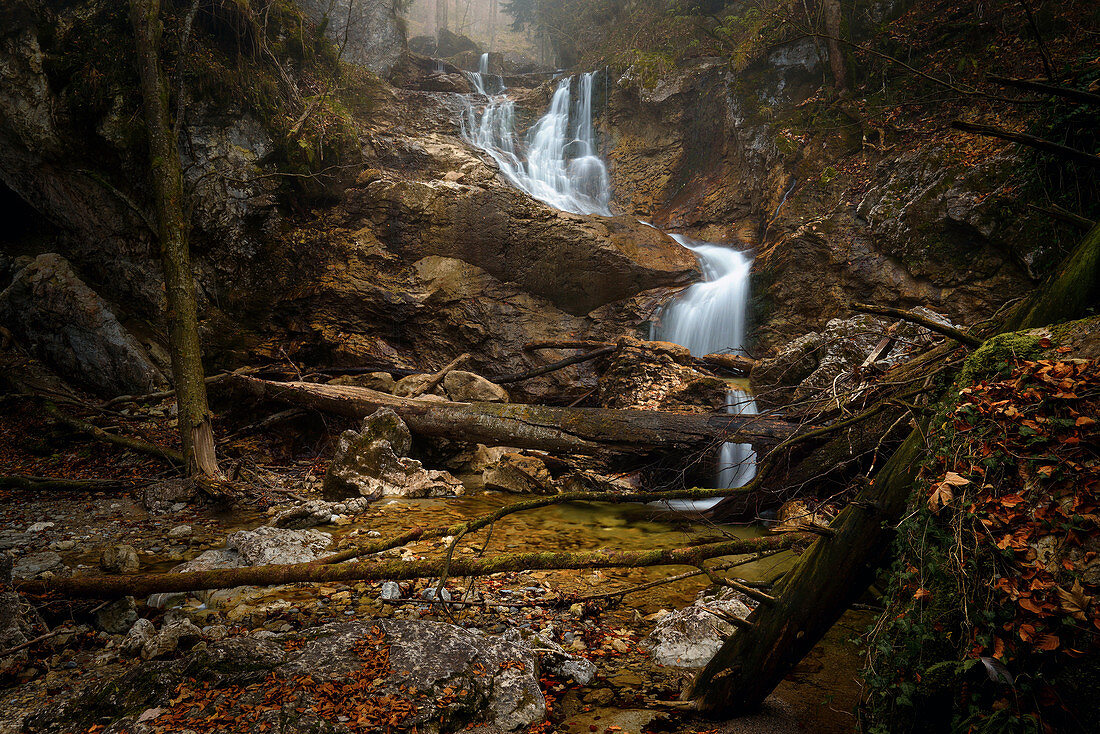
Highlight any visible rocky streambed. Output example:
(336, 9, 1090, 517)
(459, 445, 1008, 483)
(0, 459, 867, 734)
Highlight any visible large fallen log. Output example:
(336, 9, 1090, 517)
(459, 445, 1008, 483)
(19, 534, 804, 600)
(232, 375, 804, 453)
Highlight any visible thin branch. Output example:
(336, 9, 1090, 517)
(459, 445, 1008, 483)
(851, 302, 982, 347)
(44, 402, 184, 466)
(951, 120, 1100, 169)
(988, 74, 1100, 106)
(491, 346, 617, 384)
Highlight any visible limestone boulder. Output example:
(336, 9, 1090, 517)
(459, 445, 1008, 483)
(0, 254, 165, 396)
(643, 587, 755, 668)
(443, 370, 510, 402)
(298, 0, 406, 78)
(482, 453, 554, 494)
(323, 408, 462, 500)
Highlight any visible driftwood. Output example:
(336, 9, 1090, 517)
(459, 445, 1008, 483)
(0, 475, 141, 492)
(523, 340, 755, 376)
(20, 534, 805, 600)
(232, 375, 805, 453)
(699, 353, 757, 375)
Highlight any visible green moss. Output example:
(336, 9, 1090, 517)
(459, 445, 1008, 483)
(957, 330, 1045, 385)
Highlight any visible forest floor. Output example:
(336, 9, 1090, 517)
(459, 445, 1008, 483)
(0, 368, 867, 734)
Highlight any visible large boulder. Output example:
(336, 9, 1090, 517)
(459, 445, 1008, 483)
(482, 453, 554, 494)
(323, 408, 463, 500)
(0, 254, 165, 396)
(347, 173, 699, 315)
(597, 336, 725, 411)
(172, 527, 334, 574)
(642, 587, 754, 668)
(443, 370, 509, 402)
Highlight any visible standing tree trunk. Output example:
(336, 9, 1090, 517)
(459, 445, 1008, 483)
(822, 0, 848, 92)
(489, 0, 497, 51)
(129, 0, 220, 479)
(435, 0, 448, 40)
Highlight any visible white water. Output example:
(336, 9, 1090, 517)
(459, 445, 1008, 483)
(459, 62, 756, 507)
(462, 58, 611, 215)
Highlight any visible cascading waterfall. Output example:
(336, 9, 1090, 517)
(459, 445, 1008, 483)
(655, 234, 758, 511)
(457, 62, 756, 506)
(462, 59, 611, 215)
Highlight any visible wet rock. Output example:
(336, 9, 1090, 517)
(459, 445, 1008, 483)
(14, 551, 63, 579)
(141, 478, 197, 513)
(26, 521, 55, 533)
(501, 628, 597, 685)
(95, 597, 138, 635)
(100, 544, 139, 574)
(323, 408, 463, 501)
(482, 453, 554, 494)
(443, 370, 510, 403)
(643, 587, 755, 668)
(554, 468, 640, 495)
(0, 253, 166, 396)
(269, 497, 371, 529)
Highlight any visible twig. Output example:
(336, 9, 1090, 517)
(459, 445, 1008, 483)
(1017, 0, 1057, 81)
(491, 346, 617, 384)
(0, 630, 62, 657)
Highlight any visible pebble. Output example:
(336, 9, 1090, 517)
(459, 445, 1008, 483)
(167, 525, 193, 539)
(27, 522, 55, 533)
(421, 587, 452, 603)
(380, 581, 402, 600)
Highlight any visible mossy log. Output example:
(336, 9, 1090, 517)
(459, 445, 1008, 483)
(232, 375, 806, 453)
(19, 534, 803, 600)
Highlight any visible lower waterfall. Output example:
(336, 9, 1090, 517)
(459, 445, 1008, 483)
(460, 62, 757, 505)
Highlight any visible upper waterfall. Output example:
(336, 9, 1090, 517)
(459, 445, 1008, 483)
(462, 60, 611, 216)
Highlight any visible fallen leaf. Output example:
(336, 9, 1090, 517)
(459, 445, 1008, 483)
(1056, 580, 1092, 621)
(929, 472, 969, 511)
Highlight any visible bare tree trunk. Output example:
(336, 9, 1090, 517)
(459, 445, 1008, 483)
(822, 0, 848, 92)
(435, 0, 448, 39)
(489, 0, 497, 51)
(129, 0, 220, 479)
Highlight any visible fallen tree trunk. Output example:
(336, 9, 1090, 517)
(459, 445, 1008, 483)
(19, 534, 804, 600)
(699, 353, 757, 375)
(232, 376, 805, 453)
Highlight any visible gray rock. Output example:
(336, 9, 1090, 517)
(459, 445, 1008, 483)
(120, 618, 156, 655)
(642, 587, 754, 668)
(166, 525, 192, 540)
(298, 0, 406, 78)
(420, 587, 452, 603)
(327, 371, 396, 393)
(280, 620, 546, 731)
(141, 619, 203, 660)
(501, 628, 597, 685)
(13, 551, 63, 579)
(100, 544, 140, 574)
(443, 370, 510, 403)
(26, 521, 55, 533)
(269, 497, 370, 529)
(323, 408, 463, 501)
(227, 527, 333, 566)
(0, 253, 166, 396)
(142, 479, 197, 513)
(95, 597, 138, 635)
(380, 581, 402, 600)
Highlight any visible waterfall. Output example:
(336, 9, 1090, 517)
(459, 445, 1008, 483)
(457, 68, 756, 506)
(462, 64, 611, 215)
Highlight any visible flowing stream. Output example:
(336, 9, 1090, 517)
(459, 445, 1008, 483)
(461, 59, 757, 506)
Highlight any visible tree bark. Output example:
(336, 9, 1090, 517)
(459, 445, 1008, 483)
(129, 0, 220, 479)
(20, 534, 803, 600)
(822, 0, 848, 92)
(232, 375, 807, 453)
(435, 0, 448, 38)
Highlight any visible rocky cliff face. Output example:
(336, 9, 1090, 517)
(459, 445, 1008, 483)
(600, 37, 1042, 355)
(0, 0, 695, 400)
